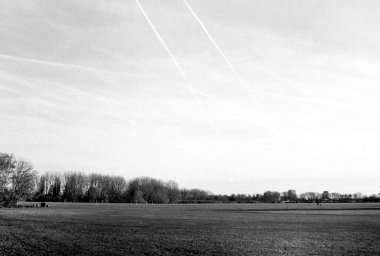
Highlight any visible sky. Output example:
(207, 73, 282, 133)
(1, 0, 380, 195)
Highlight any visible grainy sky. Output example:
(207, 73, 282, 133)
(1, 0, 379, 195)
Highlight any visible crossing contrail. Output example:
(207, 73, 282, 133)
(135, 0, 220, 136)
(182, 0, 279, 137)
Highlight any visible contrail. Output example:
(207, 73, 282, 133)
(135, 0, 220, 136)
(0, 53, 126, 76)
(135, 0, 199, 104)
(183, 0, 241, 82)
(183, 0, 279, 137)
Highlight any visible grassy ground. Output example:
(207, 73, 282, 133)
(1, 203, 379, 255)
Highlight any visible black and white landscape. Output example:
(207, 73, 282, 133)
(1, 0, 380, 255)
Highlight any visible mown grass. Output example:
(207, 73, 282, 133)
(1, 203, 379, 255)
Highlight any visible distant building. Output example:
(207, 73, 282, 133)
(322, 191, 329, 200)
(287, 190, 297, 201)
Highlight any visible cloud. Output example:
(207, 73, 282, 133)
(1, 0, 379, 195)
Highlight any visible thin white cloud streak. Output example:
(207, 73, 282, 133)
(182, 0, 280, 137)
(183, 0, 241, 82)
(0, 72, 32, 97)
(0, 53, 126, 76)
(0, 70, 138, 127)
(135, 0, 199, 104)
(0, 71, 38, 89)
(135, 0, 220, 136)
(3, 70, 108, 108)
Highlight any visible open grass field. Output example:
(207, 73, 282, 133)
(1, 203, 379, 255)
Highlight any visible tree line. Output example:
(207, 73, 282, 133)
(1, 152, 379, 206)
(34, 173, 184, 204)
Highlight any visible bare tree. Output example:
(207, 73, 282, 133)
(10, 160, 37, 202)
(0, 153, 16, 193)
(166, 180, 180, 203)
(62, 172, 88, 202)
